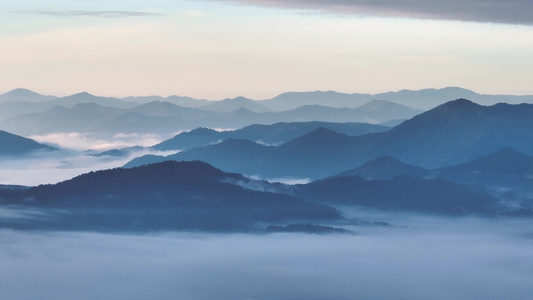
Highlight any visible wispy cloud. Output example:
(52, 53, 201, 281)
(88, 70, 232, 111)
(218, 0, 533, 25)
(21, 10, 164, 19)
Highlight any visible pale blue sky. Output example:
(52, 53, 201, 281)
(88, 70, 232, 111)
(1, 0, 532, 99)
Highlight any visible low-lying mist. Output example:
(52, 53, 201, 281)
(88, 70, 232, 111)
(1, 215, 532, 300)
(0, 131, 187, 186)
(28, 132, 169, 151)
(0, 149, 177, 186)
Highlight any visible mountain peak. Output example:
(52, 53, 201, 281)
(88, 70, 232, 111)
(336, 155, 429, 180)
(437, 98, 480, 110)
(0, 129, 55, 155)
(398, 98, 482, 126)
(282, 127, 349, 148)
(189, 127, 218, 134)
(307, 127, 343, 136)
(226, 96, 249, 101)
(71, 92, 95, 97)
(363, 155, 402, 166)
(357, 99, 412, 111)
(3, 88, 40, 96)
(0, 88, 56, 102)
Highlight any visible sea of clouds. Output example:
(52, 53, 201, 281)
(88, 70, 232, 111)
(0, 215, 532, 300)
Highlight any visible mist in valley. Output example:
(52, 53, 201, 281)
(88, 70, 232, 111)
(0, 132, 175, 186)
(0, 214, 532, 300)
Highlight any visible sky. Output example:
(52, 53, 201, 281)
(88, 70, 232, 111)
(1, 0, 533, 99)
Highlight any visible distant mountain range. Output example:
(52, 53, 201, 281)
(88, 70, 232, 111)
(0, 91, 136, 122)
(2, 86, 532, 135)
(126, 99, 533, 179)
(0, 129, 55, 156)
(4, 87, 533, 112)
(152, 121, 390, 151)
(1, 86, 531, 117)
(2, 88, 533, 233)
(261, 87, 530, 111)
(0, 88, 56, 103)
(0, 98, 417, 136)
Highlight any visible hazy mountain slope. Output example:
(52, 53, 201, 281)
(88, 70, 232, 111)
(355, 99, 423, 122)
(152, 128, 223, 151)
(440, 147, 533, 176)
(335, 155, 431, 180)
(0, 88, 56, 103)
(294, 175, 498, 214)
(378, 99, 533, 167)
(0, 101, 59, 121)
(256, 103, 421, 124)
(153, 122, 390, 151)
(0, 129, 55, 156)
(199, 96, 271, 113)
(0, 103, 126, 135)
(0, 161, 341, 231)
(127, 101, 219, 119)
(122, 95, 213, 107)
(45, 92, 138, 109)
(1, 102, 210, 135)
(260, 90, 372, 111)
(134, 139, 275, 175)
(375, 87, 533, 110)
(126, 99, 533, 179)
(94, 113, 192, 134)
(261, 87, 533, 111)
(129, 127, 365, 178)
(332, 148, 533, 199)
(0, 91, 134, 122)
(0, 98, 407, 135)
(435, 147, 533, 198)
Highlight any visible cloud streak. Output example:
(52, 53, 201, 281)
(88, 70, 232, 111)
(219, 0, 533, 25)
(22, 10, 164, 19)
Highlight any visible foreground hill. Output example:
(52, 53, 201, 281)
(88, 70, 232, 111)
(0, 160, 516, 233)
(126, 99, 533, 179)
(0, 161, 341, 231)
(0, 129, 55, 156)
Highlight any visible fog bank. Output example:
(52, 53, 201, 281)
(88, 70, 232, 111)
(1, 216, 532, 300)
(0, 149, 177, 186)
